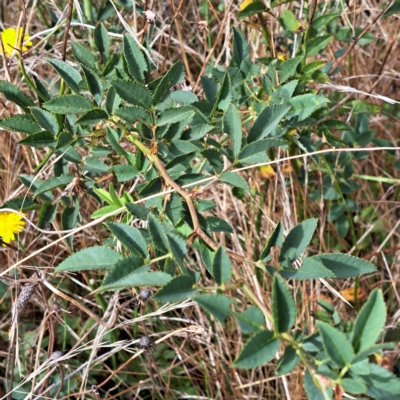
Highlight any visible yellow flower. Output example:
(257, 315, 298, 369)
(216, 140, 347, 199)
(259, 165, 276, 179)
(0, 27, 32, 57)
(239, 0, 260, 11)
(0, 212, 25, 245)
(277, 52, 287, 62)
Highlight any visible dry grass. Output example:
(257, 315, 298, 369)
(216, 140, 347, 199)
(0, 0, 399, 399)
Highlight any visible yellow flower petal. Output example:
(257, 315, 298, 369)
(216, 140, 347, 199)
(259, 165, 276, 179)
(0, 27, 32, 57)
(0, 212, 25, 245)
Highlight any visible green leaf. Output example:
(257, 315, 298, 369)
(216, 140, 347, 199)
(19, 131, 56, 148)
(81, 65, 103, 106)
(351, 289, 386, 354)
(261, 221, 284, 261)
(116, 106, 151, 125)
(214, 73, 232, 112)
(108, 222, 149, 258)
(201, 76, 218, 105)
(365, 364, 400, 399)
(126, 203, 149, 220)
(111, 80, 152, 109)
(167, 231, 186, 270)
(157, 106, 195, 126)
(43, 95, 92, 114)
(279, 257, 336, 280)
(71, 42, 96, 70)
(336, 27, 375, 46)
(206, 216, 233, 233)
(19, 174, 54, 201)
(76, 109, 108, 125)
(94, 22, 109, 60)
(123, 34, 147, 83)
(37, 201, 57, 229)
(181, 124, 213, 140)
(46, 58, 82, 93)
(340, 379, 367, 395)
(302, 61, 325, 75)
(287, 94, 329, 121)
(0, 81, 34, 112)
(169, 90, 198, 104)
(223, 104, 242, 158)
(231, 27, 250, 68)
(317, 321, 355, 368)
(0, 115, 41, 134)
(194, 294, 233, 323)
(309, 253, 377, 278)
(153, 275, 198, 302)
(31, 107, 59, 134)
(238, 139, 286, 164)
(55, 246, 122, 273)
(270, 80, 298, 105)
(311, 13, 340, 31)
(91, 205, 121, 219)
(33, 174, 74, 198)
(62, 200, 79, 249)
(248, 104, 291, 143)
(153, 61, 185, 105)
(113, 165, 138, 182)
(239, 1, 266, 18)
(276, 346, 300, 375)
(272, 275, 296, 333)
(212, 246, 232, 285)
(236, 305, 265, 334)
(279, 10, 301, 32)
(278, 57, 302, 82)
(306, 35, 333, 57)
(106, 126, 126, 156)
(233, 330, 280, 369)
(102, 257, 171, 291)
(165, 193, 183, 226)
(202, 149, 223, 174)
(319, 119, 351, 130)
(105, 86, 121, 115)
(148, 213, 169, 253)
(279, 218, 318, 268)
(220, 172, 250, 192)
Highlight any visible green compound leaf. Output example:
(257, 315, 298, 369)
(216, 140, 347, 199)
(272, 274, 296, 333)
(111, 80, 152, 109)
(0, 81, 34, 112)
(46, 58, 82, 93)
(351, 288, 386, 354)
(279, 218, 318, 269)
(43, 95, 92, 114)
(279, 10, 301, 32)
(365, 364, 400, 399)
(81, 65, 103, 106)
(153, 275, 198, 303)
(157, 106, 195, 126)
(223, 104, 242, 158)
(55, 246, 122, 273)
(276, 346, 300, 376)
(71, 42, 96, 70)
(233, 330, 280, 369)
(19, 131, 56, 148)
(287, 94, 329, 121)
(261, 221, 284, 261)
(108, 222, 149, 258)
(248, 104, 291, 143)
(280, 257, 335, 280)
(212, 246, 232, 285)
(306, 35, 333, 58)
(309, 253, 377, 278)
(317, 321, 355, 368)
(220, 171, 250, 193)
(0, 115, 41, 134)
(123, 34, 147, 83)
(33, 174, 74, 198)
(31, 107, 59, 135)
(153, 60, 185, 105)
(76, 109, 109, 125)
(236, 305, 265, 334)
(194, 294, 233, 323)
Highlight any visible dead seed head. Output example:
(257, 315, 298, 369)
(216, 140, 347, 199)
(196, 20, 208, 33)
(138, 335, 156, 352)
(139, 289, 151, 301)
(143, 10, 157, 24)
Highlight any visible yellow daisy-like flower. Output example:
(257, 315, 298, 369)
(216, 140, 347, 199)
(239, 0, 260, 11)
(0, 27, 32, 57)
(0, 212, 25, 246)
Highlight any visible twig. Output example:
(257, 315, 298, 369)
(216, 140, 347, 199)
(61, 0, 74, 61)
